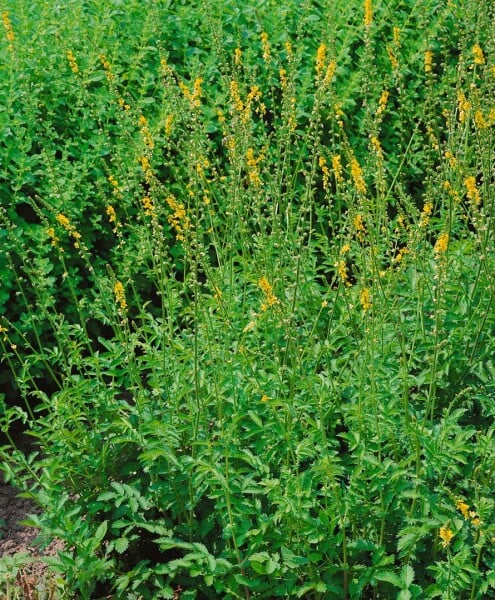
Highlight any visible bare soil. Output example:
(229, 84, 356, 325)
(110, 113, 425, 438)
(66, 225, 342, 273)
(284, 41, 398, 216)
(0, 481, 64, 593)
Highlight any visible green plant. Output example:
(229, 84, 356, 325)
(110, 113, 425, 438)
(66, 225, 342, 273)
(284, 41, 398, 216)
(1, 0, 494, 598)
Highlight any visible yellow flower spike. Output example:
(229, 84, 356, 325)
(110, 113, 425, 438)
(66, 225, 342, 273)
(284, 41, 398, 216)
(47, 227, 59, 247)
(439, 525, 454, 548)
(376, 90, 390, 116)
(364, 0, 372, 27)
(67, 49, 79, 74)
(260, 32, 270, 62)
(106, 205, 117, 225)
(360, 287, 372, 311)
(472, 44, 485, 65)
(2, 11, 15, 50)
(455, 498, 470, 520)
(164, 114, 173, 136)
(332, 155, 344, 184)
(419, 202, 433, 228)
(258, 277, 279, 309)
(434, 232, 449, 256)
(457, 91, 471, 123)
(315, 43, 326, 78)
(234, 47, 242, 66)
(464, 176, 481, 206)
(337, 260, 351, 287)
(425, 50, 433, 73)
(114, 280, 127, 312)
(350, 158, 366, 194)
(319, 156, 330, 191)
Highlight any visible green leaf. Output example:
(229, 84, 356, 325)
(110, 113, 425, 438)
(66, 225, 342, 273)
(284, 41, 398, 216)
(114, 537, 129, 554)
(401, 564, 415, 588)
(94, 520, 108, 544)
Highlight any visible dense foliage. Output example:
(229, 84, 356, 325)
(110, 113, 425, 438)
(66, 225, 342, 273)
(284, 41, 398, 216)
(1, 0, 494, 598)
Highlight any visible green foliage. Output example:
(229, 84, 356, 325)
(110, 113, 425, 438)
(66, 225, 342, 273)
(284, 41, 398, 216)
(1, 0, 495, 598)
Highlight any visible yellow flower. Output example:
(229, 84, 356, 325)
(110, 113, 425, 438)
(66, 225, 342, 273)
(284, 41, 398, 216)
(464, 176, 481, 206)
(337, 260, 351, 287)
(359, 287, 372, 311)
(434, 232, 449, 256)
(376, 90, 389, 116)
(261, 394, 270, 402)
(259, 277, 279, 310)
(472, 44, 485, 65)
(370, 136, 382, 158)
(353, 213, 366, 240)
(67, 49, 79, 74)
(350, 158, 366, 194)
(439, 525, 454, 548)
(457, 91, 471, 123)
(234, 47, 242, 66)
(315, 43, 326, 78)
(260, 32, 270, 62)
(2, 11, 15, 48)
(332, 154, 344, 183)
(246, 148, 263, 187)
(419, 202, 433, 227)
(141, 196, 156, 219)
(114, 280, 127, 312)
(364, 0, 372, 27)
(455, 498, 470, 520)
(47, 227, 59, 247)
(424, 50, 433, 73)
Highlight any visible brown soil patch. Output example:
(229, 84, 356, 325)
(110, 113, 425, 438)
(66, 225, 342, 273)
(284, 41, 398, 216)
(0, 482, 64, 594)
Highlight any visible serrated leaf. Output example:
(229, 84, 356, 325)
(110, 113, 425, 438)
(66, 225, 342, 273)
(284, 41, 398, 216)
(401, 564, 415, 587)
(114, 537, 129, 554)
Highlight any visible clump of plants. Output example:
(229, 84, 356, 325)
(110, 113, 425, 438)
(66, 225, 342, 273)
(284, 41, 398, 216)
(1, 0, 494, 598)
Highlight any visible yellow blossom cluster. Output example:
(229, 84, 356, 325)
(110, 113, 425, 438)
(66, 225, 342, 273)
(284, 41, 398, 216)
(67, 49, 79, 74)
(138, 115, 154, 150)
(258, 277, 279, 311)
(2, 11, 14, 51)
(464, 176, 481, 206)
(166, 195, 191, 241)
(439, 525, 454, 548)
(114, 280, 127, 312)
(246, 148, 264, 187)
(359, 287, 372, 311)
(332, 155, 344, 183)
(350, 158, 367, 194)
(455, 498, 482, 527)
(337, 260, 351, 287)
(434, 232, 449, 257)
(100, 54, 113, 82)
(419, 202, 433, 228)
(141, 196, 156, 219)
(472, 44, 485, 66)
(139, 156, 153, 180)
(364, 0, 372, 27)
(260, 32, 270, 62)
(457, 91, 471, 123)
(118, 97, 130, 111)
(424, 50, 433, 74)
(353, 213, 366, 241)
(47, 227, 60, 248)
(376, 90, 390, 116)
(56, 213, 82, 248)
(314, 43, 337, 86)
(179, 77, 203, 109)
(106, 205, 118, 227)
(234, 47, 242, 66)
(319, 156, 331, 191)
